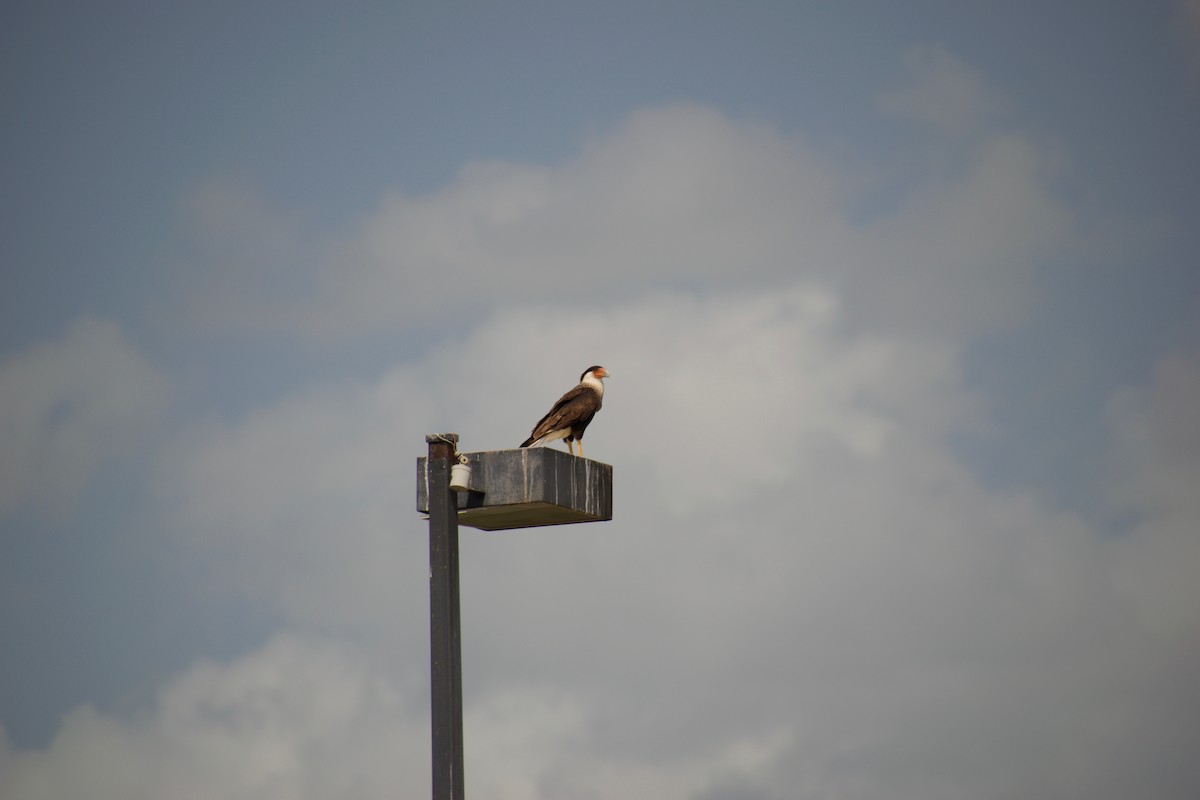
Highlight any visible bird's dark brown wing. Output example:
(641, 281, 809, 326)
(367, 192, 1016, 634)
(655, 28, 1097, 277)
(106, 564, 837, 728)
(529, 385, 600, 441)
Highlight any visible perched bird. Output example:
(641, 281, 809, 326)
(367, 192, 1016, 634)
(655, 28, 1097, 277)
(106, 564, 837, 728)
(520, 366, 609, 458)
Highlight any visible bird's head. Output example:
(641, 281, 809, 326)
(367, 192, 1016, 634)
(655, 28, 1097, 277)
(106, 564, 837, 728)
(581, 365, 609, 383)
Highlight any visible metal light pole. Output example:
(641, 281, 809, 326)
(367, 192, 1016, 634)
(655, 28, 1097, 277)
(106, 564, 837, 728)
(425, 433, 464, 800)
(418, 435, 613, 800)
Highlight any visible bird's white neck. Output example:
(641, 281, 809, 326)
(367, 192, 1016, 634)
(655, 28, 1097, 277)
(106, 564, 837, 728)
(581, 373, 605, 397)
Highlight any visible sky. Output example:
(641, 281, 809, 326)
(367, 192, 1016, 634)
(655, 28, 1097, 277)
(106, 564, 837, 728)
(2, 1, 1199, 798)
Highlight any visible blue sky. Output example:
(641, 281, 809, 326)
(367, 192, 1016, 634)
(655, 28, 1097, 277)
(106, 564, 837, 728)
(3, 2, 1199, 798)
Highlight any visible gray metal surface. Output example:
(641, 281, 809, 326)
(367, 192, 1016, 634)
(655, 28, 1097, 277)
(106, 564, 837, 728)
(417, 447, 613, 530)
(424, 434, 464, 800)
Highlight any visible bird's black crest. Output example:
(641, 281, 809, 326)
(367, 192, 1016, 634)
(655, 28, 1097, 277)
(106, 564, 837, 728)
(580, 365, 605, 382)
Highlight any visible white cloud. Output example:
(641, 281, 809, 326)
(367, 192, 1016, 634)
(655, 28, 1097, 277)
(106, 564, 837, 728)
(309, 105, 851, 335)
(162, 372, 432, 636)
(0, 632, 801, 800)
(159, 286, 968, 634)
(1105, 351, 1200, 641)
(140, 288, 1200, 798)
(182, 103, 1068, 340)
(877, 44, 1005, 135)
(0, 635, 428, 800)
(11, 90, 1192, 797)
(1180, 0, 1200, 60)
(115, 94, 1195, 797)
(850, 133, 1070, 335)
(1108, 350, 1200, 515)
(0, 317, 165, 518)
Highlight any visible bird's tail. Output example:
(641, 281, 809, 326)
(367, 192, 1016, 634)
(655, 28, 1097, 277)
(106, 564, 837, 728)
(519, 437, 536, 448)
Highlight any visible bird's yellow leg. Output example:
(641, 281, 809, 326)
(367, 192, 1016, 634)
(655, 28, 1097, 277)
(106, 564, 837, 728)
(565, 439, 575, 457)
(577, 440, 584, 459)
